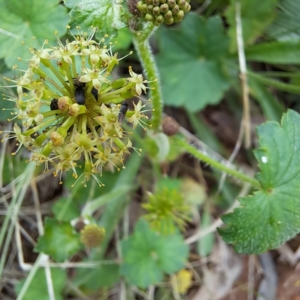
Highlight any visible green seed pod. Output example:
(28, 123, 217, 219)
(141, 3, 148, 13)
(153, 0, 160, 6)
(160, 0, 167, 3)
(172, 4, 179, 14)
(182, 2, 190, 12)
(165, 17, 174, 25)
(155, 15, 164, 25)
(147, 4, 154, 13)
(178, 0, 186, 8)
(167, 0, 176, 8)
(164, 10, 173, 20)
(145, 13, 154, 21)
(160, 3, 169, 13)
(145, 0, 153, 4)
(153, 6, 160, 15)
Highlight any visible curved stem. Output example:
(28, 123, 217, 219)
(175, 136, 261, 188)
(133, 24, 162, 131)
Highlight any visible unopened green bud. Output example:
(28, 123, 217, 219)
(141, 3, 148, 13)
(164, 10, 173, 20)
(153, 0, 160, 5)
(153, 6, 160, 15)
(147, 4, 154, 13)
(174, 14, 184, 23)
(160, 3, 169, 13)
(111, 78, 127, 89)
(183, 2, 190, 12)
(178, 0, 186, 8)
(155, 15, 164, 25)
(145, 0, 153, 4)
(165, 17, 174, 25)
(137, 1, 143, 11)
(145, 13, 154, 21)
(167, 0, 176, 8)
(176, 10, 184, 19)
(172, 4, 179, 14)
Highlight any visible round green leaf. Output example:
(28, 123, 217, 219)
(155, 13, 230, 112)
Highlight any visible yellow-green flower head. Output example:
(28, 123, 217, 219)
(80, 224, 105, 248)
(142, 187, 190, 235)
(1, 27, 150, 186)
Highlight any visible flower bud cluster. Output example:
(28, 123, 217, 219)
(142, 187, 190, 235)
(136, 0, 191, 25)
(2, 28, 150, 186)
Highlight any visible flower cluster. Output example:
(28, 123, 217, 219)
(1, 29, 150, 186)
(80, 224, 105, 248)
(136, 0, 191, 25)
(142, 187, 190, 235)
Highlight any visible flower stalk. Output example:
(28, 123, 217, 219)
(175, 136, 261, 188)
(133, 23, 163, 131)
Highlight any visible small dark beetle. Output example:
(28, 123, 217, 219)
(118, 102, 129, 124)
(50, 98, 58, 110)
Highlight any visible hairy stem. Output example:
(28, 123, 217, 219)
(175, 136, 261, 188)
(133, 24, 162, 131)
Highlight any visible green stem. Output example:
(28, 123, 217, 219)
(99, 83, 134, 102)
(133, 24, 162, 131)
(43, 61, 72, 95)
(176, 136, 261, 188)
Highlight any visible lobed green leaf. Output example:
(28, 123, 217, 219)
(0, 0, 69, 67)
(120, 219, 188, 288)
(65, 0, 126, 41)
(35, 218, 83, 262)
(219, 110, 300, 253)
